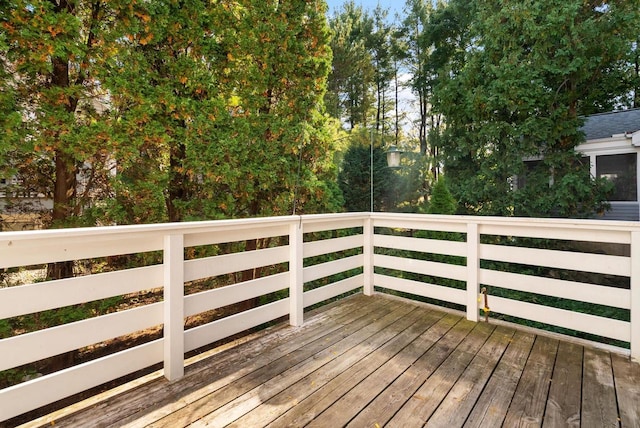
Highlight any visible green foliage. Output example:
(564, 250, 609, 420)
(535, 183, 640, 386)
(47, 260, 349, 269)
(326, 1, 376, 127)
(4, 296, 124, 337)
(0, 319, 11, 339)
(427, 177, 456, 215)
(1, 0, 339, 228)
(401, 0, 437, 156)
(429, 0, 638, 218)
(1, 0, 130, 228)
(337, 133, 401, 212)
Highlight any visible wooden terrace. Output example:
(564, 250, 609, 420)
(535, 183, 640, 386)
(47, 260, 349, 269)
(2, 213, 640, 426)
(27, 294, 640, 428)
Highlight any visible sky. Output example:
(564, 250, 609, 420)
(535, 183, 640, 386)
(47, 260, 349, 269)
(324, 0, 404, 17)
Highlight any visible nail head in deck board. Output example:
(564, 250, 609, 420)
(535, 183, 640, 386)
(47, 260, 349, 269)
(266, 313, 463, 428)
(226, 307, 445, 428)
(385, 322, 496, 427)
(307, 315, 473, 428)
(463, 330, 536, 428)
(151, 302, 415, 427)
(543, 341, 583, 428)
(611, 353, 640, 428)
(582, 348, 619, 428)
(502, 335, 559, 427)
(423, 326, 515, 428)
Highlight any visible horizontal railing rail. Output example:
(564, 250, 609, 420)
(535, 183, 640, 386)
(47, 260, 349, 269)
(0, 212, 638, 422)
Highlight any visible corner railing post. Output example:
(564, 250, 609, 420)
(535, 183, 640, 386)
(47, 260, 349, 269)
(289, 219, 304, 327)
(164, 234, 184, 381)
(363, 216, 374, 296)
(466, 222, 480, 322)
(631, 230, 640, 362)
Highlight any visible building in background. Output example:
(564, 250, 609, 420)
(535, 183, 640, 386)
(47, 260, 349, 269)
(578, 109, 640, 221)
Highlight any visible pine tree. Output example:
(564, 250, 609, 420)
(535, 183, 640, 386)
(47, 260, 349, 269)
(427, 177, 456, 215)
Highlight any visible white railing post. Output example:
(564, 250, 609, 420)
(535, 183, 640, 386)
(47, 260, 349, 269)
(363, 216, 374, 296)
(289, 220, 304, 327)
(631, 231, 640, 362)
(163, 234, 184, 381)
(466, 222, 480, 322)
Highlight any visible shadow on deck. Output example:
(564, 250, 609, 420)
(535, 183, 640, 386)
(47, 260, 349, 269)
(22, 294, 640, 427)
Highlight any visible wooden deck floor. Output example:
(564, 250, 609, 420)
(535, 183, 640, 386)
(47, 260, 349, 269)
(25, 294, 640, 428)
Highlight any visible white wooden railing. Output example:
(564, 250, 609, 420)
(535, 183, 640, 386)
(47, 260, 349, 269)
(0, 213, 639, 421)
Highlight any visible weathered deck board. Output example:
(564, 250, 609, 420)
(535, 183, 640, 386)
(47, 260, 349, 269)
(463, 330, 536, 427)
(226, 305, 445, 428)
(581, 348, 618, 428)
(51, 294, 387, 428)
(265, 313, 462, 428)
(423, 325, 514, 427)
(611, 353, 640, 428)
(51, 293, 378, 428)
(385, 322, 495, 427)
(311, 315, 473, 428)
(194, 305, 426, 427)
(502, 335, 558, 427)
(22, 294, 640, 428)
(341, 315, 471, 428)
(148, 300, 412, 427)
(543, 341, 583, 427)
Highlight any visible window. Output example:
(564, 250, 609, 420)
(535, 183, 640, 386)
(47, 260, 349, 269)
(596, 153, 637, 201)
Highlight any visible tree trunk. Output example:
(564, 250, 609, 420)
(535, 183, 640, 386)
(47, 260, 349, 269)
(166, 141, 187, 222)
(45, 0, 80, 371)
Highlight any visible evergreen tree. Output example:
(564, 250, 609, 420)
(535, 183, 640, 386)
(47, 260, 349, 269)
(433, 0, 636, 217)
(102, 0, 226, 223)
(326, 1, 375, 128)
(204, 0, 335, 218)
(427, 177, 456, 215)
(401, 0, 435, 157)
(338, 130, 400, 212)
(1, 0, 130, 232)
(2, 0, 338, 228)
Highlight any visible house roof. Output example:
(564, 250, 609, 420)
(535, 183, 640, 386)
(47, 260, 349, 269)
(581, 108, 640, 140)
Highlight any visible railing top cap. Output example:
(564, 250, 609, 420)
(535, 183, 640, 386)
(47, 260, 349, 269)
(1, 212, 638, 242)
(0, 213, 370, 241)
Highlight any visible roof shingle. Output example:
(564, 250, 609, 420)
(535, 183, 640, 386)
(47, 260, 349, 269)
(581, 108, 640, 140)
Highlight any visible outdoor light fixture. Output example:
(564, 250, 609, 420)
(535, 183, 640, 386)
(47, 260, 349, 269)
(370, 128, 403, 212)
(386, 145, 402, 168)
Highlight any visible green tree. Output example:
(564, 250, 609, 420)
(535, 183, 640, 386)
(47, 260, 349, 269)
(2, 0, 338, 227)
(401, 0, 435, 157)
(338, 129, 400, 212)
(427, 177, 456, 215)
(627, 38, 640, 108)
(101, 0, 226, 224)
(433, 0, 636, 217)
(1, 0, 135, 277)
(368, 5, 395, 133)
(326, 1, 375, 128)
(1, 0, 120, 225)
(203, 0, 336, 218)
